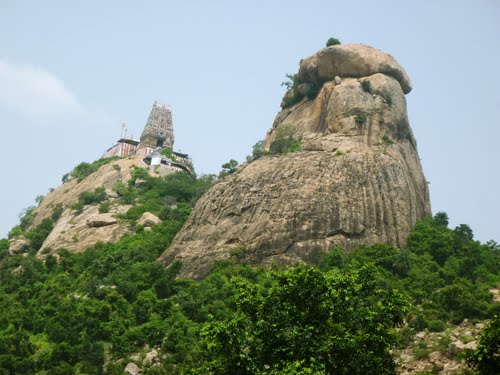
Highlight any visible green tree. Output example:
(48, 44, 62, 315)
(326, 37, 341, 47)
(219, 159, 239, 178)
(468, 314, 500, 374)
(202, 265, 409, 374)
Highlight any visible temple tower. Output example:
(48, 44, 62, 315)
(138, 101, 174, 152)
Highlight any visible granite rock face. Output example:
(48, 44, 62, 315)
(8, 235, 30, 255)
(32, 156, 146, 257)
(297, 44, 412, 94)
(138, 212, 162, 227)
(160, 43, 431, 279)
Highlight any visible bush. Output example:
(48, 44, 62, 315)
(355, 114, 367, 125)
(281, 73, 306, 108)
(428, 320, 446, 332)
(51, 203, 64, 222)
(326, 37, 341, 47)
(67, 157, 120, 182)
(71, 202, 84, 214)
(269, 137, 301, 155)
(361, 80, 371, 93)
(247, 140, 267, 162)
(218, 159, 239, 178)
(0, 238, 9, 260)
(98, 201, 111, 213)
(379, 92, 393, 106)
(19, 206, 36, 230)
(382, 135, 395, 145)
(304, 83, 320, 99)
(25, 218, 54, 251)
(79, 187, 107, 206)
(468, 314, 500, 374)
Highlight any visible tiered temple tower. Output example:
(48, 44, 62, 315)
(138, 101, 174, 152)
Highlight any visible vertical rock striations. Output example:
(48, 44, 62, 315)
(159, 43, 431, 279)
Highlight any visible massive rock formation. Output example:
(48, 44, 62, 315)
(159, 43, 431, 279)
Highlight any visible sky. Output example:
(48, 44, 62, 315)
(0, 0, 498, 243)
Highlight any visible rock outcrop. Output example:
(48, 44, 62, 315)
(297, 44, 412, 94)
(32, 155, 146, 256)
(8, 235, 29, 255)
(159, 43, 431, 279)
(39, 205, 129, 254)
(137, 212, 162, 228)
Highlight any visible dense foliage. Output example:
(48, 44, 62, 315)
(468, 314, 500, 374)
(202, 265, 409, 375)
(1, 160, 498, 374)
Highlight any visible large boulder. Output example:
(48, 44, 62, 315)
(124, 362, 141, 375)
(9, 235, 30, 254)
(159, 43, 429, 280)
(160, 145, 429, 280)
(137, 212, 162, 227)
(267, 73, 411, 149)
(87, 213, 117, 228)
(297, 44, 412, 94)
(37, 204, 130, 256)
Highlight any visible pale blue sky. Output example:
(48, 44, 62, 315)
(0, 1, 499, 243)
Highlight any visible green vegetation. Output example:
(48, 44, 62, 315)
(361, 79, 372, 93)
(269, 137, 301, 155)
(281, 73, 304, 108)
(281, 67, 321, 108)
(246, 140, 268, 162)
(203, 265, 409, 374)
(98, 201, 111, 213)
(355, 113, 367, 125)
(160, 148, 175, 161)
(382, 134, 395, 145)
(269, 125, 301, 155)
(63, 157, 120, 183)
(381, 92, 393, 106)
(1, 145, 499, 375)
(468, 314, 500, 374)
(79, 187, 107, 205)
(218, 159, 239, 178)
(303, 83, 320, 99)
(326, 37, 341, 47)
(281, 73, 298, 91)
(71, 187, 108, 213)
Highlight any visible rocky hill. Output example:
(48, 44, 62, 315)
(159, 44, 431, 279)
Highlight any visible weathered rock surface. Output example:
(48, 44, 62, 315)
(32, 155, 143, 227)
(32, 155, 146, 256)
(124, 362, 141, 375)
(137, 212, 162, 227)
(297, 43, 412, 94)
(159, 43, 430, 280)
(87, 213, 118, 228)
(268, 74, 411, 148)
(142, 349, 159, 367)
(396, 320, 486, 374)
(8, 235, 30, 254)
(38, 205, 130, 256)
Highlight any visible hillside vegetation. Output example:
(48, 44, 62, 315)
(0, 165, 498, 374)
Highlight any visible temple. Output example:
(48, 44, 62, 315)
(102, 101, 192, 175)
(138, 101, 174, 153)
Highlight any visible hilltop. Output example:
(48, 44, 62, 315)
(0, 41, 498, 375)
(160, 43, 430, 279)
